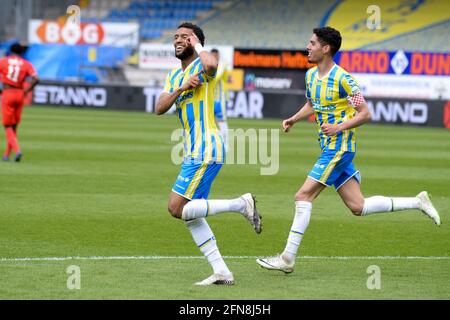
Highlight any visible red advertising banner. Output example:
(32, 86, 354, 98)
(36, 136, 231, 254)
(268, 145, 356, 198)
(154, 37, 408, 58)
(233, 48, 314, 70)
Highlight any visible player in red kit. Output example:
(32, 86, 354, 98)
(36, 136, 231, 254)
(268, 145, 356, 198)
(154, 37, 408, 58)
(0, 43, 39, 162)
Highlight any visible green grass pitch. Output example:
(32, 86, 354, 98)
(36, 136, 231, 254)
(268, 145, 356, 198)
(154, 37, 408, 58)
(0, 106, 449, 299)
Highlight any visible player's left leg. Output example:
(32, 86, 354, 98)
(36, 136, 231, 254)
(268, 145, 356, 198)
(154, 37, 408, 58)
(175, 162, 262, 233)
(2, 125, 20, 161)
(13, 100, 24, 162)
(169, 161, 261, 285)
(3, 124, 21, 162)
(2, 126, 12, 161)
(2, 93, 13, 160)
(257, 147, 347, 274)
(186, 218, 235, 286)
(2, 92, 22, 161)
(168, 192, 234, 285)
(337, 168, 441, 225)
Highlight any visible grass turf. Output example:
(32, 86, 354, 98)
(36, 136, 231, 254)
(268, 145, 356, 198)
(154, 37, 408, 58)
(0, 106, 449, 299)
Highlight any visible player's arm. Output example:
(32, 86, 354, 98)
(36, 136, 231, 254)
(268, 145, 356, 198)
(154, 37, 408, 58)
(321, 100, 371, 136)
(337, 100, 371, 131)
(188, 34, 217, 77)
(155, 73, 202, 115)
(282, 100, 315, 133)
(24, 75, 39, 94)
(321, 73, 371, 136)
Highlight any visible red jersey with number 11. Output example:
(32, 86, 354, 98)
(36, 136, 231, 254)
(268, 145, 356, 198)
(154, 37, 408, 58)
(0, 56, 37, 89)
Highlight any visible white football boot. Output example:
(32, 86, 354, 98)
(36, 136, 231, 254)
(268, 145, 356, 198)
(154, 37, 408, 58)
(239, 193, 262, 234)
(195, 273, 235, 286)
(256, 254, 295, 274)
(416, 191, 441, 226)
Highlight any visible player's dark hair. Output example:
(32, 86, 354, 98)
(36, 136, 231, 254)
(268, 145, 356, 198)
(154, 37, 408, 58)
(177, 22, 205, 46)
(9, 42, 27, 55)
(313, 26, 342, 57)
(211, 48, 219, 54)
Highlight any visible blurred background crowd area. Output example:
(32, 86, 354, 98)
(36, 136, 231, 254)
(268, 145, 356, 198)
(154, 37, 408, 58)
(0, 0, 448, 87)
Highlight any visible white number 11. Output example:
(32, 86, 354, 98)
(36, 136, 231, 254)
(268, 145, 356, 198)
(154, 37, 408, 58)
(7, 65, 20, 82)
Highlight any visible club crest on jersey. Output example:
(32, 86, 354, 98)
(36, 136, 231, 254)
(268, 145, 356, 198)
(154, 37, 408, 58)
(326, 87, 334, 100)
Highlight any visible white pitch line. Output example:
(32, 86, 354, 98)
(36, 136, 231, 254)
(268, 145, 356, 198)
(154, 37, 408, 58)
(0, 255, 449, 262)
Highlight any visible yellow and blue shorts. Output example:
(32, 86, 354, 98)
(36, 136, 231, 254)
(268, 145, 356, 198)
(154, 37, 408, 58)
(172, 159, 223, 200)
(308, 148, 361, 190)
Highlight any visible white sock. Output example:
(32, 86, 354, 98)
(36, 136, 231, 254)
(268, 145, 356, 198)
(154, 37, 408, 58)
(185, 218, 231, 275)
(282, 201, 312, 264)
(181, 198, 246, 221)
(362, 196, 420, 216)
(218, 121, 228, 151)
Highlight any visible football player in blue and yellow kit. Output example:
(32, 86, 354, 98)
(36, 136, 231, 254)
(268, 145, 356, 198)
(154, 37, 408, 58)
(257, 27, 441, 274)
(156, 22, 262, 286)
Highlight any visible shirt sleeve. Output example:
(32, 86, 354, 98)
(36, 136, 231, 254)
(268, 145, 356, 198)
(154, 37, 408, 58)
(340, 73, 360, 97)
(163, 71, 173, 93)
(341, 73, 366, 108)
(305, 72, 311, 100)
(202, 63, 216, 83)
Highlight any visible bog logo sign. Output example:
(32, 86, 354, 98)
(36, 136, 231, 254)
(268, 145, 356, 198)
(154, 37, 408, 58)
(29, 19, 139, 47)
(34, 21, 105, 45)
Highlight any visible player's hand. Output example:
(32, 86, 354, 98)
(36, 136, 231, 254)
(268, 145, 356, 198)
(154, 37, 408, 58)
(181, 72, 203, 91)
(321, 123, 341, 136)
(282, 118, 295, 133)
(187, 33, 200, 47)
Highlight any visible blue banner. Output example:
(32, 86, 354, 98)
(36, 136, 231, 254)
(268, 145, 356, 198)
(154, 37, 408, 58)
(334, 50, 450, 76)
(24, 44, 132, 82)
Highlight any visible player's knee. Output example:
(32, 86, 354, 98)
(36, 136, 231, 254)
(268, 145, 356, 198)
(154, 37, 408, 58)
(294, 189, 314, 202)
(348, 202, 364, 216)
(167, 203, 183, 219)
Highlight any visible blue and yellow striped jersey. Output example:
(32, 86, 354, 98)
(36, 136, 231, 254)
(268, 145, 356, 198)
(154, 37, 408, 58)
(305, 64, 360, 152)
(164, 57, 225, 163)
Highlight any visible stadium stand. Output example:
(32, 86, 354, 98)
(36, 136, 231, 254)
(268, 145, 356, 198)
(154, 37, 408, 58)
(1, 0, 448, 84)
(324, 0, 450, 51)
(197, 0, 450, 51)
(0, 1, 15, 42)
(360, 19, 450, 52)
(81, 0, 228, 40)
(199, 0, 335, 49)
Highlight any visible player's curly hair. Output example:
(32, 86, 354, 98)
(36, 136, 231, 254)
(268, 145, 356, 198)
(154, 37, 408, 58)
(313, 26, 342, 57)
(9, 42, 27, 55)
(178, 22, 205, 46)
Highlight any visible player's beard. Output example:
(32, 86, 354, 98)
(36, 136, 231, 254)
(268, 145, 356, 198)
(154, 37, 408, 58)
(176, 46, 195, 60)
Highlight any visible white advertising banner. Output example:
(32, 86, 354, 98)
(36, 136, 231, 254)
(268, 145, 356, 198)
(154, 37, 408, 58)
(139, 43, 234, 70)
(28, 19, 139, 47)
(139, 43, 179, 70)
(354, 73, 450, 100)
